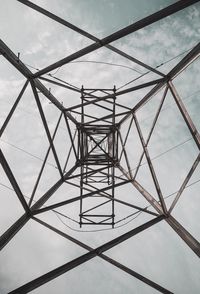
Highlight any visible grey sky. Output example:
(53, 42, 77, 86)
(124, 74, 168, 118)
(0, 1, 200, 293)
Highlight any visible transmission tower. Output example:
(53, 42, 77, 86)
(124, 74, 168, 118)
(0, 1, 200, 293)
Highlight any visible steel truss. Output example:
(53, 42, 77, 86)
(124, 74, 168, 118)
(0, 1, 200, 293)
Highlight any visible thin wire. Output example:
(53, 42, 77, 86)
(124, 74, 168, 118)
(0, 138, 58, 169)
(118, 137, 193, 179)
(70, 60, 142, 74)
(117, 45, 195, 90)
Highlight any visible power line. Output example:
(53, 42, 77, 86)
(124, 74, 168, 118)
(117, 45, 196, 90)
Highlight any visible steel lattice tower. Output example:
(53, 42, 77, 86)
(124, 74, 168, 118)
(0, 1, 200, 293)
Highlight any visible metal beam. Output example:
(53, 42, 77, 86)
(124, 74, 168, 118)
(9, 215, 164, 293)
(0, 80, 29, 137)
(0, 214, 29, 251)
(31, 0, 199, 77)
(0, 149, 30, 213)
(168, 81, 200, 150)
(169, 153, 200, 213)
(166, 216, 200, 257)
(168, 42, 200, 79)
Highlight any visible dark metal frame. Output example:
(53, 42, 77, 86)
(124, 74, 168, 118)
(0, 1, 200, 293)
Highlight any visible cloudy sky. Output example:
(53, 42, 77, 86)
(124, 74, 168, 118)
(0, 0, 200, 293)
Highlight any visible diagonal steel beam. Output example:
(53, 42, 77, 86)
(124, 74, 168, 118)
(0, 80, 29, 137)
(9, 215, 164, 293)
(0, 149, 30, 213)
(168, 81, 200, 150)
(63, 113, 78, 160)
(29, 0, 199, 78)
(168, 42, 200, 79)
(169, 153, 200, 213)
(0, 214, 29, 251)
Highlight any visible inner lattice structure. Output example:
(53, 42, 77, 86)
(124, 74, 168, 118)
(0, 1, 200, 293)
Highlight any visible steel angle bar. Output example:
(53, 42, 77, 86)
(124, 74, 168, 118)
(0, 214, 30, 251)
(30, 81, 63, 177)
(119, 114, 134, 161)
(0, 80, 29, 137)
(118, 164, 163, 214)
(29, 0, 199, 77)
(169, 153, 200, 213)
(63, 113, 78, 160)
(39, 76, 82, 94)
(166, 216, 200, 257)
(9, 215, 164, 293)
(118, 130, 133, 178)
(168, 81, 200, 150)
(32, 179, 131, 215)
(0, 149, 30, 213)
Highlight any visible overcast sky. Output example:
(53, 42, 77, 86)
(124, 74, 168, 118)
(0, 1, 200, 293)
